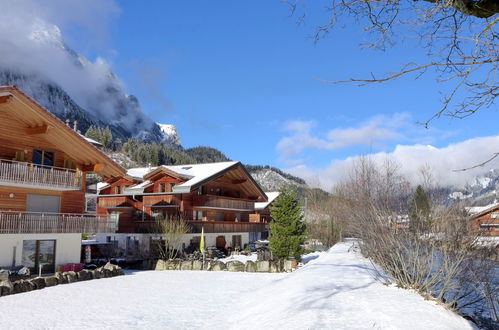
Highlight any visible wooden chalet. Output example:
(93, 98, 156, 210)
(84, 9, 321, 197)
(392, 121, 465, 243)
(0, 86, 125, 272)
(96, 162, 271, 252)
(467, 203, 499, 237)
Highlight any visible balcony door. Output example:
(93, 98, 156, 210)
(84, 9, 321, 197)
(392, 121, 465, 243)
(27, 194, 60, 213)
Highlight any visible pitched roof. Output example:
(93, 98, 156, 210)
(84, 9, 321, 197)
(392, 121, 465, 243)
(255, 191, 280, 210)
(466, 203, 499, 219)
(126, 161, 267, 200)
(0, 86, 125, 179)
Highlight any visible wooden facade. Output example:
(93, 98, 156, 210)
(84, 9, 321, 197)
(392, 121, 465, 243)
(97, 163, 270, 234)
(0, 86, 125, 234)
(469, 205, 499, 237)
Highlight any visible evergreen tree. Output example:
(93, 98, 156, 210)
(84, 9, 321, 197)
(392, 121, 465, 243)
(409, 185, 431, 233)
(269, 187, 307, 261)
(85, 125, 113, 150)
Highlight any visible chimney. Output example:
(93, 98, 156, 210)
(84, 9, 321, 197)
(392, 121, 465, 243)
(65, 119, 70, 127)
(73, 120, 78, 131)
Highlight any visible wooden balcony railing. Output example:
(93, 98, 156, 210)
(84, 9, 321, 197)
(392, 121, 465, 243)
(98, 196, 140, 209)
(0, 211, 115, 234)
(0, 159, 82, 190)
(131, 219, 268, 234)
(193, 195, 254, 211)
(186, 220, 267, 233)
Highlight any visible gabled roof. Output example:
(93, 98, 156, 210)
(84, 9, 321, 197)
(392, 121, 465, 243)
(0, 86, 125, 179)
(467, 203, 499, 219)
(125, 161, 267, 201)
(124, 180, 153, 194)
(255, 192, 280, 210)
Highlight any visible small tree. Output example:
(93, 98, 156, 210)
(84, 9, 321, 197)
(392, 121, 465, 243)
(409, 185, 431, 234)
(155, 214, 190, 260)
(269, 187, 307, 261)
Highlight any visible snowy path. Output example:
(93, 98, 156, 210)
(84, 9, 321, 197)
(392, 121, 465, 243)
(226, 240, 475, 330)
(0, 241, 474, 329)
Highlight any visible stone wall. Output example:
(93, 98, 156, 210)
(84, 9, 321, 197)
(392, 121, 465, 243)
(0, 263, 124, 297)
(154, 259, 297, 273)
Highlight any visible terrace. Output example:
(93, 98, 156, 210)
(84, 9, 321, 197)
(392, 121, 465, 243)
(0, 211, 115, 234)
(0, 159, 82, 191)
(193, 195, 254, 211)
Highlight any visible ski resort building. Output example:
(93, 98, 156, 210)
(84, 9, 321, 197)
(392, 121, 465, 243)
(0, 86, 125, 272)
(95, 162, 271, 257)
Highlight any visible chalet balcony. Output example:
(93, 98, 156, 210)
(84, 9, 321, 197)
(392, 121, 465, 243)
(0, 211, 116, 234)
(0, 159, 82, 191)
(98, 196, 140, 209)
(193, 195, 254, 211)
(131, 219, 268, 234)
(186, 220, 267, 234)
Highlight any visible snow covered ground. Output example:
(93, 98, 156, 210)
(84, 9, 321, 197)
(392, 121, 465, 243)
(218, 252, 257, 263)
(0, 241, 475, 329)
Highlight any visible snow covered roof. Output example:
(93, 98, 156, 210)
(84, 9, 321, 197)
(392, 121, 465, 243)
(125, 161, 265, 196)
(466, 202, 499, 218)
(124, 180, 153, 193)
(166, 162, 238, 193)
(79, 133, 103, 147)
(97, 182, 110, 191)
(255, 191, 280, 210)
(127, 167, 158, 179)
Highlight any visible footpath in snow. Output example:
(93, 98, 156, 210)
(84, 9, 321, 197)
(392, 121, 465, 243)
(0, 240, 475, 329)
(225, 240, 475, 329)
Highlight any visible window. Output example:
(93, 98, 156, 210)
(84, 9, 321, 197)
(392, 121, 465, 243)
(14, 150, 28, 162)
(159, 183, 166, 192)
(33, 149, 55, 167)
(216, 212, 224, 221)
(116, 186, 123, 194)
(193, 210, 204, 220)
(64, 159, 76, 170)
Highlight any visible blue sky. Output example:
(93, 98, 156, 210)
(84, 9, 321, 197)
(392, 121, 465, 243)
(4, 0, 497, 188)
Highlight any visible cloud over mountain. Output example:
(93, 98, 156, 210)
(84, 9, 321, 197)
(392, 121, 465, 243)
(0, 0, 165, 141)
(287, 135, 499, 190)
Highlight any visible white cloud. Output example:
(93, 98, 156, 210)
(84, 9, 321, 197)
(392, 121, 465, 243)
(286, 135, 499, 190)
(0, 1, 158, 134)
(276, 113, 413, 161)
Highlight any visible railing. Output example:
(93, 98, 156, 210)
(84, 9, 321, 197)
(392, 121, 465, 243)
(193, 195, 254, 211)
(131, 219, 268, 234)
(0, 159, 82, 190)
(187, 220, 267, 233)
(0, 211, 115, 234)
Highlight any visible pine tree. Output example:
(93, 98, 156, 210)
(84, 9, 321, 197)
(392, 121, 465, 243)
(269, 187, 307, 261)
(409, 185, 431, 233)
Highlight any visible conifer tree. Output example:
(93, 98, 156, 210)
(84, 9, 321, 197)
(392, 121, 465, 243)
(269, 187, 307, 261)
(409, 185, 431, 233)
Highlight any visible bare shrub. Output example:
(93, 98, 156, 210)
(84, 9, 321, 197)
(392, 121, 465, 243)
(334, 156, 498, 323)
(305, 189, 345, 247)
(154, 214, 190, 260)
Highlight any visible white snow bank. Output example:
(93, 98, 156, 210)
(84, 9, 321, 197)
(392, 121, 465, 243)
(301, 251, 324, 264)
(218, 253, 257, 264)
(226, 241, 476, 330)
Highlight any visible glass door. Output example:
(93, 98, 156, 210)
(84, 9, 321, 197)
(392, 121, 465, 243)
(22, 240, 56, 274)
